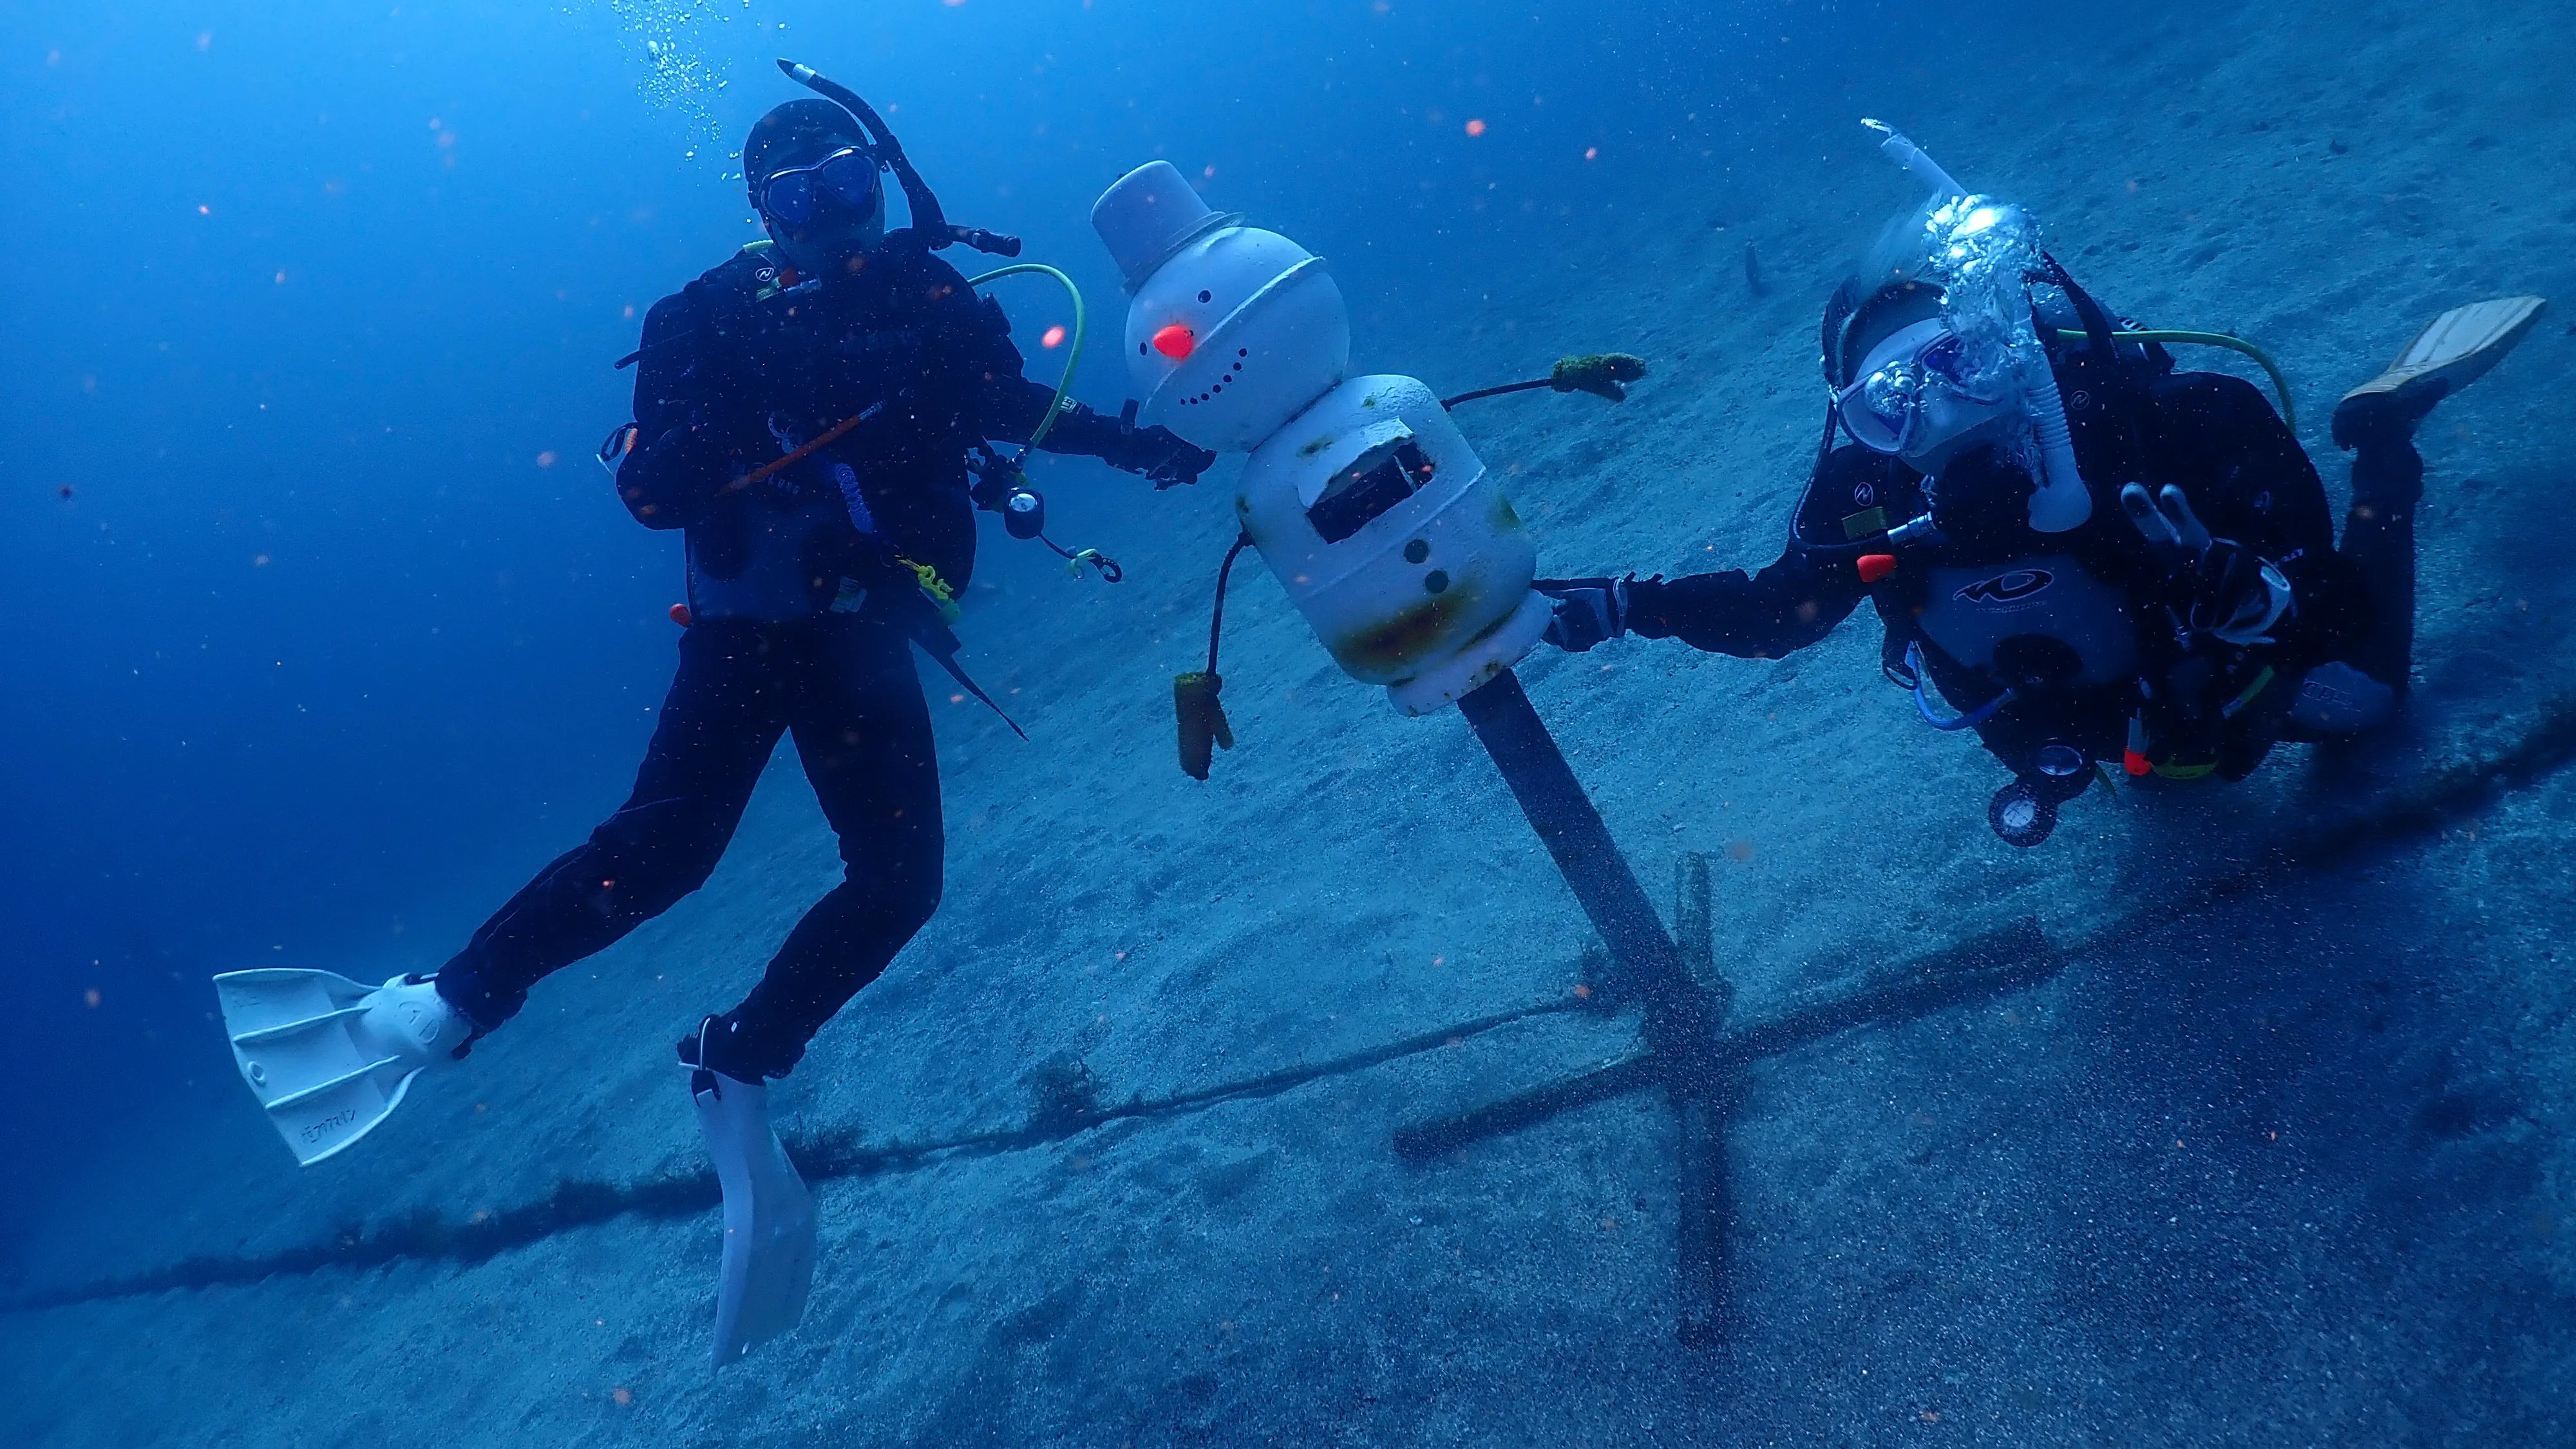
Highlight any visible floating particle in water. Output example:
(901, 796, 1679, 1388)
(1041, 325, 1066, 349)
(56, 484, 73, 500)
(1464, 118, 1486, 137)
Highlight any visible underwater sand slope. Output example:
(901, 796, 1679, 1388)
(9, 1, 2575, 1443)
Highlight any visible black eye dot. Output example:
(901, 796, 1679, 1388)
(1138, 342, 1148, 355)
(1238, 348, 1249, 357)
(1198, 290, 1212, 303)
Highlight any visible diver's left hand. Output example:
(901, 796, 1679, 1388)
(2120, 482, 2291, 645)
(1112, 425, 1217, 489)
(1535, 576, 1629, 652)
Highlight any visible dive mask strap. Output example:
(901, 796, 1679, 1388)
(2040, 252, 2122, 364)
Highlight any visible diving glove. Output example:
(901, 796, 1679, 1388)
(1110, 424, 1217, 489)
(2119, 482, 2291, 645)
(1535, 576, 1629, 652)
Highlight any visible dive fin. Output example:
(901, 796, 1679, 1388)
(213, 970, 471, 1166)
(2334, 295, 2546, 446)
(692, 1067, 819, 1367)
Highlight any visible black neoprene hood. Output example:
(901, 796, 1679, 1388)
(742, 100, 866, 198)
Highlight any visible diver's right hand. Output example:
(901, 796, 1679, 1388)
(1112, 424, 1217, 489)
(2119, 482, 2291, 645)
(1535, 576, 1628, 652)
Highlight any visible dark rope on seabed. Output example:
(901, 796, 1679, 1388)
(14, 695, 2576, 1315)
(1, 998, 1586, 1313)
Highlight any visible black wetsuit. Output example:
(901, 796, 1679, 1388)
(435, 238, 1190, 1079)
(1621, 332, 2422, 786)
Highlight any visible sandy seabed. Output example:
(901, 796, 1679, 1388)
(9, 1, 2574, 1444)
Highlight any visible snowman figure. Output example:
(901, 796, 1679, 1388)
(1090, 162, 1553, 715)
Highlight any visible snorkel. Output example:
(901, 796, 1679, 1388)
(777, 59, 1021, 258)
(1862, 120, 2093, 534)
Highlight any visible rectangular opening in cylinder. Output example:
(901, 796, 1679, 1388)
(1307, 439, 1435, 544)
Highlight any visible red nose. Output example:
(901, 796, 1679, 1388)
(1151, 323, 1196, 361)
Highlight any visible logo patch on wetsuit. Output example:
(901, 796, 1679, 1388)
(1954, 569, 2056, 605)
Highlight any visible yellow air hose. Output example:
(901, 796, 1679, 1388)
(967, 262, 1087, 446)
(963, 261, 1122, 581)
(2058, 328, 2298, 433)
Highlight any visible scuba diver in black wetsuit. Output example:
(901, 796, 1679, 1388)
(1533, 124, 2544, 847)
(207, 62, 1212, 1365)
(436, 82, 1207, 1081)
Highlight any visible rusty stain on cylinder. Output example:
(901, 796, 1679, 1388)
(1334, 582, 1479, 674)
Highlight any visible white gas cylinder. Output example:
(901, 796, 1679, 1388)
(1091, 162, 1546, 714)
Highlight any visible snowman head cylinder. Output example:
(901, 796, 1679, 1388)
(1089, 164, 1551, 717)
(1091, 162, 1352, 453)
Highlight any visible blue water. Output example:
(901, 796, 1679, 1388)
(6, 1, 2572, 1443)
(1, 0, 1781, 1181)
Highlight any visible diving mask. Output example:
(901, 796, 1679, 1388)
(758, 146, 883, 231)
(1834, 316, 2016, 465)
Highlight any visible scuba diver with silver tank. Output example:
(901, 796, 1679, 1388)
(1537, 122, 2544, 846)
(207, 60, 1215, 1365)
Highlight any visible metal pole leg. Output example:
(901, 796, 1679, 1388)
(1457, 668, 1698, 1043)
(1672, 1086, 1730, 1347)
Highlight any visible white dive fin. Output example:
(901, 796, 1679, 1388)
(2345, 295, 2546, 406)
(692, 1068, 819, 1367)
(213, 970, 471, 1166)
(2334, 295, 2546, 445)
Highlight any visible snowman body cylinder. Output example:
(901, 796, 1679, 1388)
(1093, 162, 1549, 715)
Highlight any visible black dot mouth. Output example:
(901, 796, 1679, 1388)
(1182, 355, 1251, 406)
